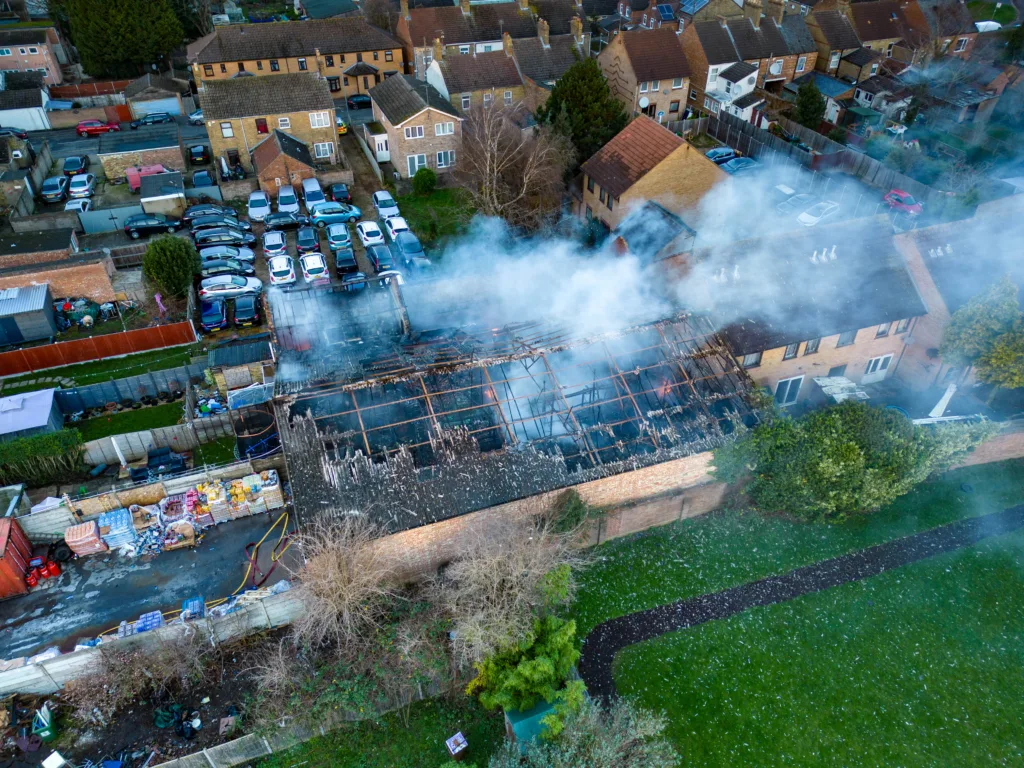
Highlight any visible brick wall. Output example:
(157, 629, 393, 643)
(10, 209, 82, 234)
(0, 260, 115, 302)
(207, 111, 336, 172)
(451, 84, 528, 111)
(681, 25, 711, 105)
(374, 104, 462, 179)
(953, 423, 1024, 468)
(256, 153, 317, 194)
(598, 33, 689, 121)
(99, 146, 186, 182)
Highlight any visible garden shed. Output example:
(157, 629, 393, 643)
(0, 284, 56, 345)
(140, 171, 186, 217)
(0, 388, 63, 443)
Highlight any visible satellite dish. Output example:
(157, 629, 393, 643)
(638, 96, 650, 108)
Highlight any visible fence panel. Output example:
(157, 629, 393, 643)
(13, 504, 78, 544)
(79, 204, 144, 234)
(53, 361, 207, 412)
(185, 185, 223, 201)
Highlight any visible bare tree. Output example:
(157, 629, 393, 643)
(363, 0, 394, 33)
(455, 104, 574, 230)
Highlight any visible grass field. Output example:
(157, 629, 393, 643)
(193, 436, 238, 466)
(396, 188, 475, 248)
(966, 0, 1016, 23)
(75, 401, 184, 442)
(256, 696, 504, 768)
(0, 346, 199, 394)
(614, 528, 1024, 766)
(572, 460, 1024, 638)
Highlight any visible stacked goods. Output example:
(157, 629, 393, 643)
(197, 481, 233, 524)
(64, 522, 108, 556)
(160, 493, 188, 523)
(98, 508, 137, 549)
(226, 479, 251, 520)
(134, 610, 165, 633)
(261, 470, 285, 510)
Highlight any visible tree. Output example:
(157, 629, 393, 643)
(169, 0, 212, 40)
(886, 143, 919, 174)
(793, 78, 826, 129)
(363, 0, 394, 32)
(487, 698, 681, 768)
(1005, 24, 1024, 63)
(536, 58, 628, 166)
(712, 401, 996, 522)
(66, 0, 183, 78)
(976, 328, 1024, 391)
(827, 127, 848, 145)
(940, 277, 1021, 367)
(455, 105, 573, 229)
(412, 166, 437, 196)
(141, 236, 199, 298)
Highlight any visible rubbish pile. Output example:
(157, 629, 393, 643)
(194, 394, 227, 418)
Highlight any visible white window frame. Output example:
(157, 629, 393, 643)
(642, 13, 648, 24)
(278, 117, 290, 129)
(309, 111, 330, 128)
(651, 79, 660, 90)
(504, 90, 513, 105)
(708, 66, 718, 83)
(886, 42, 895, 57)
(27, 47, 38, 54)
(461, 94, 471, 109)
(864, 354, 893, 379)
(775, 375, 803, 406)
(313, 141, 334, 159)
(423, 52, 433, 67)
(220, 121, 234, 138)
(704, 96, 712, 108)
(829, 51, 840, 69)
(435, 121, 454, 136)
(724, 80, 732, 94)
(297, 57, 308, 70)
(0, 49, 10, 56)
(404, 125, 425, 139)
(436, 149, 455, 168)
(483, 92, 493, 107)
(796, 55, 806, 72)
(954, 37, 968, 52)
(17, 48, 25, 55)
(640, 81, 648, 93)
(870, 63, 878, 76)
(459, 45, 470, 55)
(672, 77, 683, 89)
(741, 351, 762, 368)
(407, 153, 427, 176)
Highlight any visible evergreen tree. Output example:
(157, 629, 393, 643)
(940, 276, 1021, 367)
(976, 328, 1024, 392)
(142, 236, 199, 298)
(793, 78, 826, 129)
(67, 0, 183, 78)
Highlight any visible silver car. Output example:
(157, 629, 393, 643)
(776, 193, 817, 216)
(199, 245, 256, 263)
(68, 173, 96, 199)
(198, 274, 263, 298)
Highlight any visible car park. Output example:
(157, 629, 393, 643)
(392, 231, 425, 263)
(62, 155, 90, 177)
(327, 183, 352, 203)
(247, 190, 271, 222)
(188, 109, 204, 126)
(776, 193, 817, 216)
(183, 203, 236, 226)
(233, 294, 261, 327)
(263, 211, 309, 231)
(124, 212, 181, 238)
(296, 226, 319, 255)
(268, 255, 297, 286)
(347, 94, 371, 110)
(200, 259, 256, 278)
(262, 230, 288, 258)
(130, 112, 174, 129)
(383, 216, 409, 242)
(301, 178, 326, 209)
(76, 120, 118, 136)
(404, 256, 436, 280)
(192, 169, 215, 187)
(300, 252, 330, 284)
(190, 214, 252, 233)
(721, 157, 759, 175)
(883, 189, 923, 215)
(40, 176, 68, 203)
(68, 173, 96, 198)
(705, 147, 737, 165)
(199, 245, 255, 263)
(277, 185, 300, 214)
(372, 191, 400, 219)
(797, 200, 840, 227)
(193, 227, 256, 248)
(188, 145, 210, 165)
(356, 220, 385, 247)
(309, 201, 361, 227)
(64, 198, 91, 213)
(198, 275, 263, 298)
(199, 299, 229, 332)
(366, 244, 394, 272)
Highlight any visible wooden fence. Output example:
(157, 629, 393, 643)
(49, 80, 132, 98)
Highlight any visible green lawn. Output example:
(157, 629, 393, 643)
(256, 696, 505, 768)
(966, 0, 1016, 23)
(572, 460, 1024, 638)
(193, 436, 238, 466)
(0, 346, 199, 394)
(75, 401, 185, 442)
(614, 528, 1024, 766)
(396, 188, 476, 249)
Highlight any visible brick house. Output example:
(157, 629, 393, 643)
(598, 27, 691, 123)
(199, 73, 337, 173)
(805, 5, 862, 75)
(426, 39, 526, 112)
(836, 46, 882, 82)
(848, 0, 908, 58)
(187, 19, 404, 99)
(0, 27, 66, 86)
(251, 130, 318, 194)
(368, 74, 462, 179)
(577, 115, 726, 232)
(510, 23, 589, 110)
(898, 0, 977, 63)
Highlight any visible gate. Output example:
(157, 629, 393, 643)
(78, 204, 143, 234)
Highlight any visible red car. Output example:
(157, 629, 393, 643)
(76, 119, 120, 137)
(883, 189, 923, 215)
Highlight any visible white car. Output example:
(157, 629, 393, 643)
(247, 190, 271, 222)
(268, 255, 296, 286)
(68, 173, 96, 199)
(198, 275, 263, 299)
(277, 185, 300, 214)
(64, 198, 91, 213)
(797, 200, 840, 227)
(372, 190, 400, 219)
(356, 220, 385, 247)
(300, 252, 330, 283)
(383, 216, 410, 242)
(262, 230, 287, 258)
(199, 245, 255, 263)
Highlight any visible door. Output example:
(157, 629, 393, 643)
(862, 354, 893, 384)
(774, 375, 803, 406)
(826, 101, 839, 123)
(374, 136, 389, 162)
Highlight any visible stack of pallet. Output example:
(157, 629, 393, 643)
(98, 508, 137, 549)
(261, 470, 285, 510)
(64, 521, 108, 556)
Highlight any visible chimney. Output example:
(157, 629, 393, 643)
(538, 18, 550, 47)
(504, 31, 514, 56)
(717, 14, 728, 27)
(836, 0, 852, 21)
(461, 0, 471, 15)
(432, 37, 444, 62)
(677, 18, 685, 34)
(401, 0, 410, 19)
(744, 0, 762, 28)
(612, 236, 629, 257)
(571, 16, 584, 46)
(767, 0, 784, 24)
(518, 0, 529, 11)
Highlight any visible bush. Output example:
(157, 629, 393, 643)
(0, 428, 83, 486)
(142, 236, 199, 298)
(412, 167, 437, 196)
(548, 489, 601, 534)
(827, 127, 848, 145)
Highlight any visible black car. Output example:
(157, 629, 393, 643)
(346, 95, 371, 110)
(341, 271, 368, 292)
(39, 176, 68, 203)
(124, 212, 182, 239)
(62, 155, 90, 177)
(188, 144, 210, 165)
(192, 170, 215, 187)
(130, 112, 174, 129)
(327, 183, 352, 203)
(335, 250, 358, 275)
(263, 211, 309, 231)
(200, 258, 256, 278)
(233, 294, 261, 327)
(0, 126, 28, 139)
(182, 203, 236, 226)
(190, 214, 252, 233)
(193, 227, 256, 248)
(366, 244, 394, 272)
(296, 226, 319, 255)
(199, 298, 229, 332)
(392, 231, 425, 263)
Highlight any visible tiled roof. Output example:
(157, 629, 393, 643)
(369, 74, 460, 125)
(189, 19, 400, 63)
(533, 0, 585, 34)
(199, 72, 335, 120)
(1, 71, 44, 91)
(582, 0, 620, 14)
(731, 91, 764, 108)
(0, 89, 43, 110)
(252, 129, 315, 171)
(727, 17, 789, 60)
(850, 0, 907, 41)
(125, 73, 186, 99)
(439, 50, 523, 92)
(842, 46, 882, 65)
(693, 16, 807, 65)
(813, 9, 862, 50)
(581, 115, 683, 199)
(345, 61, 379, 75)
(620, 27, 690, 82)
(779, 14, 818, 54)
(692, 20, 739, 65)
(855, 73, 906, 94)
(719, 61, 757, 82)
(407, 4, 537, 47)
(512, 34, 583, 84)
(913, 0, 974, 37)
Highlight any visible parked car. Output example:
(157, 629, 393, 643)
(268, 255, 296, 286)
(76, 120, 118, 137)
(705, 147, 737, 165)
(192, 170, 215, 187)
(193, 227, 257, 248)
(183, 203, 236, 226)
(40, 176, 68, 203)
(188, 109, 204, 126)
(309, 201, 361, 228)
(768, 184, 798, 209)
(797, 200, 840, 227)
(300, 252, 330, 284)
(392, 231, 425, 263)
(200, 298, 229, 332)
(247, 190, 271, 222)
(190, 214, 252, 233)
(188, 145, 210, 165)
(262, 230, 288, 258)
(404, 256, 436, 280)
(263, 211, 309, 231)
(233, 294, 261, 327)
(198, 274, 263, 298)
(383, 216, 409, 242)
(372, 191, 400, 219)
(776, 193, 817, 216)
(62, 155, 90, 177)
(199, 245, 255, 263)
(341, 271, 368, 292)
(347, 94, 372, 110)
(366, 244, 394, 272)
(130, 112, 174, 129)
(883, 188, 923, 215)
(327, 183, 351, 203)
(336, 115, 348, 136)
(301, 178, 326, 209)
(200, 258, 256, 278)
(356, 220, 385, 248)
(721, 157, 759, 175)
(296, 226, 319, 255)
(326, 222, 352, 254)
(124, 212, 181, 239)
(68, 173, 96, 199)
(64, 198, 92, 213)
(0, 126, 28, 139)
(277, 185, 300, 214)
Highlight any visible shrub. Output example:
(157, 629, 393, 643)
(412, 167, 437, 196)
(0, 428, 83, 486)
(827, 127, 848, 145)
(142, 235, 199, 298)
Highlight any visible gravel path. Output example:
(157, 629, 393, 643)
(578, 505, 1024, 699)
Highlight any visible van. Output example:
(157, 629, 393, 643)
(301, 178, 326, 209)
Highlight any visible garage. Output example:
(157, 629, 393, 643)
(125, 73, 186, 118)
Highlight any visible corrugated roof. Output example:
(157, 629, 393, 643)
(208, 340, 273, 368)
(0, 388, 56, 437)
(0, 283, 49, 316)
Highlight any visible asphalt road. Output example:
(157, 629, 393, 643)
(27, 115, 210, 159)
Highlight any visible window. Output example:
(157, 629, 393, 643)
(586, 205, 593, 219)
(423, 53, 433, 67)
(459, 45, 470, 54)
(828, 364, 847, 377)
(255, 118, 268, 134)
(669, 100, 680, 112)
(404, 125, 424, 139)
(708, 67, 718, 83)
(327, 76, 340, 92)
(865, 354, 892, 376)
(864, 92, 874, 103)
(829, 50, 840, 69)
(783, 342, 799, 360)
(341, 54, 347, 63)
(407, 153, 427, 176)
(672, 77, 683, 89)
(599, 188, 606, 203)
(886, 42, 895, 57)
(363, 76, 370, 88)
(18, 48, 25, 54)
(437, 149, 455, 167)
(298, 57, 308, 70)
(941, 39, 951, 53)
(357, 53, 363, 62)
(237, 62, 245, 72)
(651, 80, 660, 90)
(28, 47, 37, 54)
(870, 63, 878, 76)
(710, 101, 719, 114)
(875, 322, 891, 338)
(606, 195, 613, 211)
(895, 318, 911, 334)
(461, 94, 471, 109)
(203, 64, 213, 76)
(386, 50, 393, 62)
(220, 122, 234, 138)
(325, 55, 334, 67)
(704, 96, 712, 109)
(800, 3, 808, 13)
(804, 338, 820, 355)
(742, 351, 762, 368)
(270, 59, 280, 71)
(344, 76, 350, 86)
(689, 88, 696, 100)
(504, 90, 513, 106)
(775, 376, 803, 406)
(837, 330, 857, 347)
(640, 81, 648, 93)
(314, 142, 334, 159)
(483, 92, 492, 107)
(310, 111, 330, 128)
(724, 80, 732, 94)
(278, 117, 291, 129)
(955, 37, 968, 52)
(220, 63, 227, 73)
(373, 51, 379, 60)
(435, 121, 454, 136)
(796, 55, 806, 73)
(256, 60, 263, 70)
(642, 13, 648, 24)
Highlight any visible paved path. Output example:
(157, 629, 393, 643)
(578, 505, 1024, 699)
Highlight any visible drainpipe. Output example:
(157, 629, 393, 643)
(890, 314, 917, 379)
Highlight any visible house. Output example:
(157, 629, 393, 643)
(97, 128, 185, 183)
(0, 87, 47, 130)
(124, 73, 187, 118)
(368, 74, 462, 178)
(598, 27, 691, 123)
(0, 229, 78, 269)
(0, 28, 66, 86)
(0, 284, 55, 346)
(199, 73, 338, 173)
(510, 23, 589, 110)
(851, 74, 912, 119)
(613, 200, 697, 262)
(783, 71, 855, 124)
(426, 38, 526, 112)
(297, 0, 359, 18)
(251, 129, 318, 193)
(703, 61, 763, 120)
(805, 4, 863, 76)
(900, 59, 1003, 125)
(187, 19, 404, 99)
(898, 0, 977, 63)
(848, 0, 909, 60)
(837, 46, 882, 82)
(140, 171, 186, 218)
(577, 115, 726, 232)
(0, 388, 63, 442)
